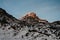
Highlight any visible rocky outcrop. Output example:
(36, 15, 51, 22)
(0, 8, 60, 40)
(21, 12, 48, 22)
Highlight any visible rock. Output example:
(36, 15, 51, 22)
(0, 8, 60, 40)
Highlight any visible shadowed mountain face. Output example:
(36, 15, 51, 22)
(0, 8, 60, 40)
(0, 8, 26, 31)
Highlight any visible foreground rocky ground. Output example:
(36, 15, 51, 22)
(0, 8, 60, 40)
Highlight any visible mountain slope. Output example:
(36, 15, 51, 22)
(0, 8, 20, 30)
(0, 8, 60, 40)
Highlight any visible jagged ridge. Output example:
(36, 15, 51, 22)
(0, 8, 60, 40)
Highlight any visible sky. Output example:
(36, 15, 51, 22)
(0, 0, 60, 22)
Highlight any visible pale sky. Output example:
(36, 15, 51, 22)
(0, 0, 60, 22)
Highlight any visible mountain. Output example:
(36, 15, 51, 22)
(0, 8, 28, 34)
(21, 12, 48, 22)
(20, 12, 48, 27)
(0, 8, 60, 40)
(0, 8, 20, 30)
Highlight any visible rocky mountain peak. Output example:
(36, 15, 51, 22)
(21, 12, 48, 25)
(0, 8, 60, 40)
(25, 12, 36, 18)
